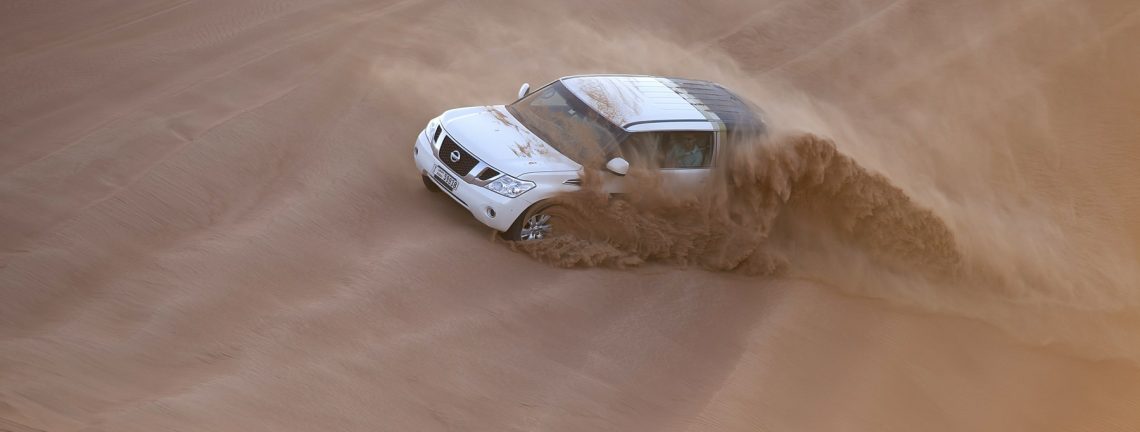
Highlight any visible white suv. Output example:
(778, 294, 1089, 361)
(412, 74, 764, 241)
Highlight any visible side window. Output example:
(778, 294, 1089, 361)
(617, 132, 661, 167)
(618, 131, 714, 169)
(661, 131, 713, 168)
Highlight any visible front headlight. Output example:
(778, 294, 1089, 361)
(425, 117, 442, 149)
(485, 175, 536, 198)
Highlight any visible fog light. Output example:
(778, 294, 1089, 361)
(484, 207, 496, 218)
(413, 146, 419, 155)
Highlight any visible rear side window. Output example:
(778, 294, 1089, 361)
(619, 131, 714, 169)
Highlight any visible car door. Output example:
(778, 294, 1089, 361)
(613, 130, 716, 194)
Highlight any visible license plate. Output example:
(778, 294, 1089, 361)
(432, 165, 458, 191)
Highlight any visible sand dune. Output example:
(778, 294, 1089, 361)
(2, 0, 1139, 431)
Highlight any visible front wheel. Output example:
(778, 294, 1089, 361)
(505, 203, 564, 241)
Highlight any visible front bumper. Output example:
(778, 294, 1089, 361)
(413, 131, 534, 232)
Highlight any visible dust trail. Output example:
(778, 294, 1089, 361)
(513, 132, 960, 278)
(511, 125, 1140, 364)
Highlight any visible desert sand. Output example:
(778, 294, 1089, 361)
(2, 0, 1139, 431)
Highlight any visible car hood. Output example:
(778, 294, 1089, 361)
(439, 105, 581, 176)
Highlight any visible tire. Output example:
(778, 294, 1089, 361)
(504, 202, 563, 241)
(421, 174, 441, 193)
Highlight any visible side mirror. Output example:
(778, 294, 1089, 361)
(605, 157, 629, 176)
(517, 83, 530, 100)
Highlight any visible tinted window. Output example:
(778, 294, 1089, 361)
(619, 131, 714, 169)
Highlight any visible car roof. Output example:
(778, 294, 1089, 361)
(559, 74, 763, 134)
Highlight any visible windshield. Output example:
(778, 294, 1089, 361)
(507, 81, 627, 165)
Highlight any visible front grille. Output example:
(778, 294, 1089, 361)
(438, 135, 479, 176)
